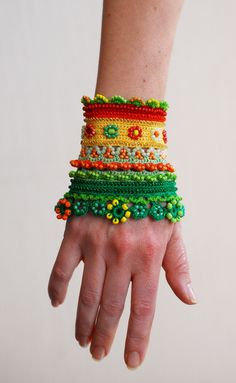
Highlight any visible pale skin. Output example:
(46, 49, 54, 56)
(48, 0, 197, 370)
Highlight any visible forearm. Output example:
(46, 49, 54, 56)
(95, 0, 184, 99)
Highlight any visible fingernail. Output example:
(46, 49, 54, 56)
(187, 283, 198, 304)
(126, 351, 140, 369)
(78, 336, 89, 348)
(92, 346, 105, 361)
(51, 300, 60, 307)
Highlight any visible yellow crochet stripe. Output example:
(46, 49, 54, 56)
(82, 118, 167, 149)
(84, 118, 165, 129)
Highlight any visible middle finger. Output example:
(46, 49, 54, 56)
(90, 264, 131, 360)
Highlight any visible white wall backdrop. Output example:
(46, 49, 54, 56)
(0, 1, 235, 382)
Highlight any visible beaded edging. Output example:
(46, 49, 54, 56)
(81, 94, 169, 111)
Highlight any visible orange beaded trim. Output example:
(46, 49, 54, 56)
(70, 159, 175, 172)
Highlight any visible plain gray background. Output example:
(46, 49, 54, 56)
(0, 1, 235, 382)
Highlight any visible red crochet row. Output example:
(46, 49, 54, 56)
(83, 104, 167, 122)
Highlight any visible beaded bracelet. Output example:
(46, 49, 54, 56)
(54, 94, 185, 224)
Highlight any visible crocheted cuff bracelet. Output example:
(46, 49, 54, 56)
(54, 94, 185, 224)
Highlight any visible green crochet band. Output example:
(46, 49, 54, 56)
(69, 178, 177, 197)
(54, 176, 185, 224)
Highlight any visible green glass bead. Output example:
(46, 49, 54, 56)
(69, 171, 76, 177)
(113, 204, 126, 219)
(159, 100, 169, 111)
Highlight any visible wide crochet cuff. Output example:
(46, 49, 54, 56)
(54, 94, 185, 224)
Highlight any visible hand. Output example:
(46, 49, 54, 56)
(48, 215, 196, 369)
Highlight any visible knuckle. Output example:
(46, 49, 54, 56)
(127, 331, 147, 343)
(101, 299, 124, 317)
(80, 288, 100, 307)
(131, 300, 153, 319)
(66, 217, 81, 239)
(174, 252, 190, 274)
(94, 323, 112, 340)
(52, 266, 69, 283)
(112, 231, 134, 255)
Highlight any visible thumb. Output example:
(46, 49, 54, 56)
(162, 223, 197, 305)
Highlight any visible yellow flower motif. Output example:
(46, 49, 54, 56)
(106, 199, 131, 224)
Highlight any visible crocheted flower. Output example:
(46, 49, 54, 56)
(128, 126, 142, 140)
(91, 200, 107, 217)
(165, 200, 185, 223)
(151, 127, 164, 143)
(85, 124, 96, 138)
(55, 198, 72, 220)
(130, 204, 148, 219)
(106, 199, 131, 224)
(149, 202, 166, 221)
(72, 200, 89, 216)
(104, 124, 119, 138)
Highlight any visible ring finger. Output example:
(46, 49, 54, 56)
(75, 253, 106, 347)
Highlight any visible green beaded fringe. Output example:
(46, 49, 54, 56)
(54, 174, 185, 224)
(54, 192, 184, 224)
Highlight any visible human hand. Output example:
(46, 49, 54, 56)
(48, 215, 197, 369)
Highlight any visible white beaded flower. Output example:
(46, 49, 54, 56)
(151, 127, 164, 143)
